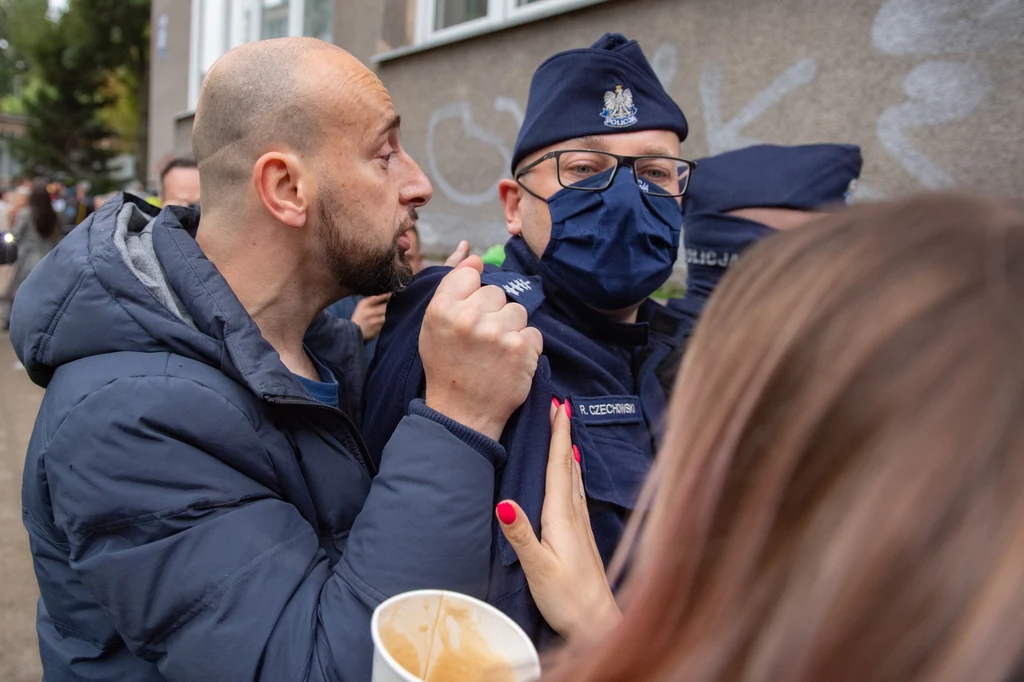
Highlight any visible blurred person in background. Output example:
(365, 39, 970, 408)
(50, 181, 67, 215)
(403, 222, 426, 274)
(8, 182, 31, 226)
(0, 184, 10, 233)
(2, 180, 61, 329)
(77, 181, 95, 225)
(497, 194, 1024, 682)
(159, 157, 201, 207)
(0, 185, 17, 292)
(653, 143, 862, 391)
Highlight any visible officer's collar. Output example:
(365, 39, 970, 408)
(503, 236, 655, 346)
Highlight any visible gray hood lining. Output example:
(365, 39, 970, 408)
(113, 203, 196, 329)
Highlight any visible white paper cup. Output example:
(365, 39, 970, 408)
(371, 589, 541, 682)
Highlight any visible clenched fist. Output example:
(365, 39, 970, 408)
(420, 256, 543, 441)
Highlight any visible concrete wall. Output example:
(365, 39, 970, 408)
(149, 0, 1024, 254)
(375, 0, 1024, 253)
(335, 0, 387, 66)
(147, 0, 193, 190)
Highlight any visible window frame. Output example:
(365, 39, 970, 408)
(414, 0, 606, 45)
(188, 0, 324, 110)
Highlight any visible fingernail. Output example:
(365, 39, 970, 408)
(564, 399, 572, 419)
(497, 502, 516, 525)
(551, 397, 561, 410)
(572, 445, 581, 463)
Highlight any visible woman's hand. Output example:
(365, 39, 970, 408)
(496, 398, 621, 639)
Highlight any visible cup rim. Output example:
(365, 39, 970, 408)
(370, 589, 541, 682)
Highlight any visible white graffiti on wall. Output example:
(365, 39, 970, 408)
(651, 42, 679, 90)
(699, 58, 818, 156)
(424, 49, 820, 208)
(871, 0, 1021, 189)
(426, 97, 524, 206)
(426, 1, 1020, 213)
(877, 61, 991, 189)
(872, 0, 1024, 56)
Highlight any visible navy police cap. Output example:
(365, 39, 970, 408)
(511, 33, 689, 173)
(684, 144, 864, 214)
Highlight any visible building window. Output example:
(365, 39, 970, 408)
(303, 0, 334, 42)
(435, 0, 489, 30)
(188, 0, 337, 109)
(260, 0, 290, 39)
(198, 0, 230, 80)
(414, 0, 605, 45)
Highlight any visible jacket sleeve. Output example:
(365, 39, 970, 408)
(46, 374, 498, 681)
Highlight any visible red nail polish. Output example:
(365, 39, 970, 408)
(572, 445, 581, 463)
(551, 397, 561, 410)
(564, 399, 572, 419)
(497, 502, 516, 525)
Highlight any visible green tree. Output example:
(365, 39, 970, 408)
(5, 0, 149, 188)
(0, 0, 32, 111)
(62, 0, 149, 181)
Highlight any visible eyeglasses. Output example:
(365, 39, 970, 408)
(515, 149, 697, 200)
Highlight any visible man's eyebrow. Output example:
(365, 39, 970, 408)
(561, 137, 678, 157)
(638, 145, 677, 157)
(571, 136, 608, 150)
(377, 114, 401, 138)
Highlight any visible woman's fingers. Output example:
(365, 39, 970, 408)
(544, 398, 575, 521)
(571, 443, 587, 514)
(496, 500, 549, 575)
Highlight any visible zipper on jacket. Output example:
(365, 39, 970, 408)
(266, 396, 379, 477)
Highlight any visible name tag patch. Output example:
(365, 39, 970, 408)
(574, 395, 644, 425)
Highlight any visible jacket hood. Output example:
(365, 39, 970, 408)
(11, 193, 364, 402)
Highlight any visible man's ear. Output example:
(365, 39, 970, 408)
(499, 179, 524, 236)
(252, 151, 313, 228)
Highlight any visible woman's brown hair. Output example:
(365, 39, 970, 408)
(28, 180, 58, 239)
(545, 195, 1024, 682)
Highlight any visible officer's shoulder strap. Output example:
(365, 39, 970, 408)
(479, 268, 545, 316)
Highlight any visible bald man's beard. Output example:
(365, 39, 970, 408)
(315, 190, 413, 296)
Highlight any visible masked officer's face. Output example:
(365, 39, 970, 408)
(310, 63, 434, 296)
(499, 129, 682, 260)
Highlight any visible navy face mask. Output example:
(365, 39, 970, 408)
(540, 168, 682, 311)
(683, 213, 776, 300)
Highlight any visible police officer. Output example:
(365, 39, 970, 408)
(364, 33, 692, 644)
(665, 143, 863, 374)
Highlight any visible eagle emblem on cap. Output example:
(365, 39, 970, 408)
(601, 85, 638, 128)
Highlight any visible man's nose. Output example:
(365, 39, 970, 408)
(402, 153, 433, 208)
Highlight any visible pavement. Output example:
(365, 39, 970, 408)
(0, 330, 44, 681)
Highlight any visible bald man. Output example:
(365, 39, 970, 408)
(13, 38, 541, 681)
